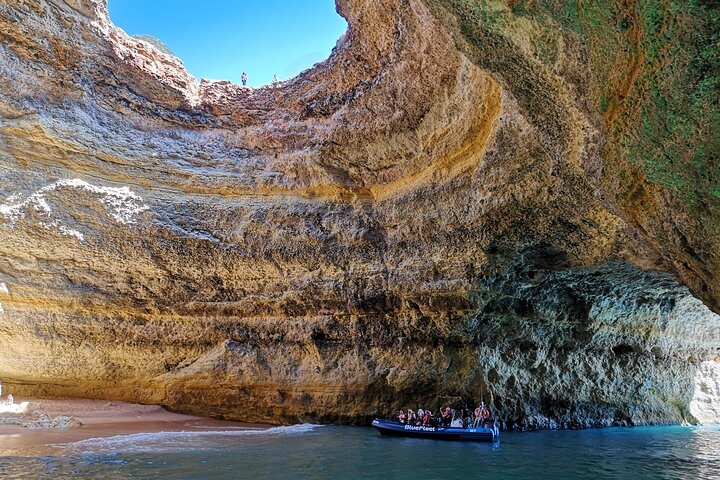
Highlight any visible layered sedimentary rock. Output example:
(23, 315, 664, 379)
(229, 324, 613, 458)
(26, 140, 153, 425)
(0, 0, 718, 428)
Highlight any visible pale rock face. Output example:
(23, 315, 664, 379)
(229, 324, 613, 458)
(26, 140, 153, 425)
(690, 360, 720, 425)
(0, 178, 149, 241)
(0, 0, 718, 428)
(0, 283, 6, 314)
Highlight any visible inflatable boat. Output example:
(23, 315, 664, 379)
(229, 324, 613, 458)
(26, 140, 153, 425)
(371, 419, 499, 442)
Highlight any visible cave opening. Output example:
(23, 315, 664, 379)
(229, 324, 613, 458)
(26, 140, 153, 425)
(107, 0, 348, 87)
(4, 0, 720, 437)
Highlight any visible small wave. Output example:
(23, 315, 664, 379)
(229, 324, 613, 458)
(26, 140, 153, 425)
(53, 424, 321, 453)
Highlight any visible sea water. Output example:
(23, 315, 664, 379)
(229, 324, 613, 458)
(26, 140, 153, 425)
(1, 425, 719, 479)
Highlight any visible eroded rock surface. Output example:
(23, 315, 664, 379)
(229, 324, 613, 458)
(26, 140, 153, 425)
(0, 0, 718, 428)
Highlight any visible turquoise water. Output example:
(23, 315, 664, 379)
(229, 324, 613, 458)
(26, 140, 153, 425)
(1, 425, 719, 479)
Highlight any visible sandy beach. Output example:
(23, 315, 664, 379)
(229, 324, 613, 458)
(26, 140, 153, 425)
(0, 398, 262, 456)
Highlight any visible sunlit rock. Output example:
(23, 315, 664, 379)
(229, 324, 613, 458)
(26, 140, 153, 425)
(690, 360, 720, 425)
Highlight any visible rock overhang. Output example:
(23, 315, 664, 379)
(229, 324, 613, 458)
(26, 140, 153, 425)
(0, 0, 718, 427)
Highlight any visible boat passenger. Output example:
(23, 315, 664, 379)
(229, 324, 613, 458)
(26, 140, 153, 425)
(449, 409, 465, 428)
(398, 409, 406, 424)
(422, 409, 431, 426)
(462, 407, 471, 428)
(407, 409, 416, 425)
(441, 407, 451, 427)
(480, 402, 490, 423)
(417, 407, 424, 423)
(473, 404, 483, 427)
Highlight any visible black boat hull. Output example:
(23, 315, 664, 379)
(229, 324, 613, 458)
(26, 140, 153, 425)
(371, 419, 499, 442)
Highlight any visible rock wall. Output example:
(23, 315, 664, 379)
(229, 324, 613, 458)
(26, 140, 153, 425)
(0, 0, 718, 428)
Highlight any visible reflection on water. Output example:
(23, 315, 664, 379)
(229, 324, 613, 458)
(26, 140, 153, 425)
(689, 427, 720, 479)
(1, 425, 719, 479)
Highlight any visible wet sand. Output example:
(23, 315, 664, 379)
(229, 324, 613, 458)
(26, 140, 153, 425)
(0, 398, 264, 456)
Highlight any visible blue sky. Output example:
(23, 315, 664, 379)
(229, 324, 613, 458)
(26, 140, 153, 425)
(108, 1, 347, 87)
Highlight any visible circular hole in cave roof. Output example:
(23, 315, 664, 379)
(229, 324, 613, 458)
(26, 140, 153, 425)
(108, 0, 347, 87)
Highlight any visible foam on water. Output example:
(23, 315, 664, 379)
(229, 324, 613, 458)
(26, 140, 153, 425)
(54, 424, 321, 454)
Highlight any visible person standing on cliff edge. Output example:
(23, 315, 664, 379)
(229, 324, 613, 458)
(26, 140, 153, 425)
(241, 72, 248, 86)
